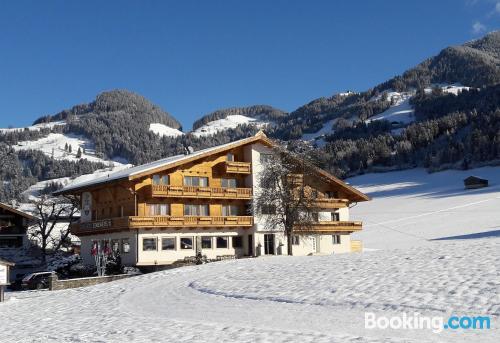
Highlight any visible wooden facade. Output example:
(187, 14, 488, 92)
(56, 132, 370, 266)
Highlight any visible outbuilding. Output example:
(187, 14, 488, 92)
(463, 176, 489, 189)
(0, 258, 15, 302)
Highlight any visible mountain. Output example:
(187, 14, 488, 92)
(0, 32, 499, 202)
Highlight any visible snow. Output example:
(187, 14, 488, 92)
(302, 119, 337, 142)
(348, 166, 500, 250)
(12, 133, 124, 166)
(192, 114, 265, 137)
(0, 120, 66, 133)
(149, 123, 184, 138)
(1, 166, 499, 342)
(367, 92, 415, 125)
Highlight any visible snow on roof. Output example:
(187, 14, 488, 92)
(55, 135, 262, 194)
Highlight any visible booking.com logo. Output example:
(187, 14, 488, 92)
(365, 312, 491, 333)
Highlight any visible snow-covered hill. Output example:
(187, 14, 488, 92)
(2, 166, 499, 342)
(149, 123, 184, 138)
(192, 114, 264, 137)
(12, 132, 125, 166)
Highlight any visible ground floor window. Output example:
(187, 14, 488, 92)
(162, 237, 176, 250)
(216, 236, 228, 249)
(180, 237, 194, 249)
(292, 235, 300, 245)
(201, 236, 212, 249)
(121, 238, 130, 253)
(232, 236, 243, 248)
(111, 239, 120, 253)
(332, 235, 341, 244)
(143, 238, 157, 251)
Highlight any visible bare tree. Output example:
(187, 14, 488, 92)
(29, 195, 78, 265)
(253, 147, 318, 255)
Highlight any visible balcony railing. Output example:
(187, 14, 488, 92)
(70, 216, 254, 235)
(293, 221, 362, 233)
(151, 185, 252, 199)
(311, 198, 350, 209)
(224, 161, 251, 174)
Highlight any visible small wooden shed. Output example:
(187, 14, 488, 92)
(464, 176, 489, 189)
(0, 258, 15, 302)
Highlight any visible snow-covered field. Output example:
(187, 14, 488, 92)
(1, 167, 499, 342)
(349, 166, 500, 250)
(149, 123, 184, 138)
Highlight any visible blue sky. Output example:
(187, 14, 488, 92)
(0, 0, 498, 131)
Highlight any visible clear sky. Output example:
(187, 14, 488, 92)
(0, 0, 498, 131)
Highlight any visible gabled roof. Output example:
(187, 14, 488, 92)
(54, 132, 274, 195)
(0, 202, 36, 221)
(54, 131, 369, 202)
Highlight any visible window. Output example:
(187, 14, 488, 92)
(201, 236, 212, 249)
(152, 175, 161, 185)
(143, 238, 157, 251)
(161, 237, 176, 251)
(260, 153, 273, 164)
(260, 204, 276, 215)
(222, 204, 239, 216)
(149, 203, 170, 216)
(216, 236, 229, 249)
(226, 153, 234, 161)
(292, 235, 300, 245)
(312, 213, 319, 222)
(183, 176, 208, 187)
(111, 239, 120, 253)
(180, 237, 193, 250)
(331, 211, 340, 221)
(332, 235, 341, 244)
(221, 178, 237, 188)
(232, 236, 243, 248)
(326, 191, 339, 199)
(161, 175, 169, 185)
(184, 204, 209, 216)
(121, 239, 130, 253)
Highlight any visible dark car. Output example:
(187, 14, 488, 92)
(21, 271, 56, 290)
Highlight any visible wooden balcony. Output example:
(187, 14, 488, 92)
(224, 161, 251, 174)
(151, 185, 252, 199)
(311, 198, 350, 209)
(293, 221, 362, 234)
(71, 216, 254, 235)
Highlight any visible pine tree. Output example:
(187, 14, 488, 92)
(76, 147, 82, 158)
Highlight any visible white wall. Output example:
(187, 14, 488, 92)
(136, 228, 249, 265)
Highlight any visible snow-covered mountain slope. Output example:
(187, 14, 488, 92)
(12, 132, 125, 166)
(348, 166, 500, 250)
(0, 120, 66, 133)
(192, 114, 264, 137)
(149, 123, 184, 138)
(367, 92, 415, 125)
(302, 118, 338, 143)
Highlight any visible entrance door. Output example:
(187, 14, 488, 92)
(264, 234, 275, 255)
(311, 236, 321, 253)
(247, 234, 254, 256)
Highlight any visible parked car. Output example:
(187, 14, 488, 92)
(21, 271, 56, 290)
